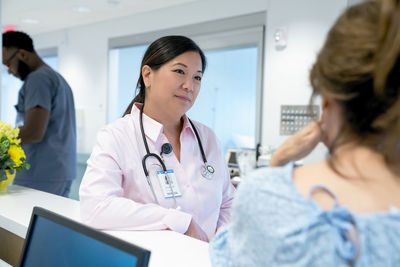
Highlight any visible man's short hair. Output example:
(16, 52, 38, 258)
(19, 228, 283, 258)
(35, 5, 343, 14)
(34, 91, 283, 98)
(3, 31, 34, 52)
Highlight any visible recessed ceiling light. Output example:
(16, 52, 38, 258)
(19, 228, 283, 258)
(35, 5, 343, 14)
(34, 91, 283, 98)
(73, 6, 92, 13)
(21, 18, 39, 24)
(108, 0, 121, 7)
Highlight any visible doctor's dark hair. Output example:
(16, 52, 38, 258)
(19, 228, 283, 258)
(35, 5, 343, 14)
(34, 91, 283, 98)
(2, 31, 35, 52)
(123, 35, 206, 116)
(310, 0, 400, 165)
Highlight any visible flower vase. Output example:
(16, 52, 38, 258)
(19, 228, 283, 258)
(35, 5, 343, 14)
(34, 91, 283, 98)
(0, 171, 16, 192)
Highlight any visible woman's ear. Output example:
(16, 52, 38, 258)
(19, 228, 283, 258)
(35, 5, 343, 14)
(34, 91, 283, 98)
(320, 97, 330, 145)
(320, 96, 343, 149)
(142, 65, 152, 88)
(320, 97, 330, 134)
(321, 97, 330, 113)
(320, 96, 333, 124)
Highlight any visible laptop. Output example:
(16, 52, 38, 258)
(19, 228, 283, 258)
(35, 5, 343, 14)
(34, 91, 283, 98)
(18, 207, 151, 267)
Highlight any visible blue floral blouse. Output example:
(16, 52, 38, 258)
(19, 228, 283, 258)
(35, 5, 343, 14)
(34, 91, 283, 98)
(209, 163, 400, 266)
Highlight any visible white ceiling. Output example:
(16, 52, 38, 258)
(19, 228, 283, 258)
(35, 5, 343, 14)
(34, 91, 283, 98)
(2, 0, 197, 35)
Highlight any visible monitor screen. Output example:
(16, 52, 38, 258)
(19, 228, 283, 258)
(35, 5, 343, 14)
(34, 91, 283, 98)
(20, 208, 149, 267)
(228, 151, 238, 165)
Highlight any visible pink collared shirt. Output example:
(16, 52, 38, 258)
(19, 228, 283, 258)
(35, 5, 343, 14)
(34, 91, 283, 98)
(79, 104, 235, 240)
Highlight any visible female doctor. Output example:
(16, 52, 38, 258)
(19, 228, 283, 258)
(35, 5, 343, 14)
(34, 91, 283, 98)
(79, 35, 235, 242)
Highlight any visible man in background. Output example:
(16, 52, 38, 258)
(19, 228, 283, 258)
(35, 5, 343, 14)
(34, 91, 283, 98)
(2, 31, 76, 197)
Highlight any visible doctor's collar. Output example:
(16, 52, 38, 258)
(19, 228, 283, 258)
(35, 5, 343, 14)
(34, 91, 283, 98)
(132, 102, 196, 140)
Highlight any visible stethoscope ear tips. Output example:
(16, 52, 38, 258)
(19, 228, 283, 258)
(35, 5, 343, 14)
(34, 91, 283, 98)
(161, 143, 173, 155)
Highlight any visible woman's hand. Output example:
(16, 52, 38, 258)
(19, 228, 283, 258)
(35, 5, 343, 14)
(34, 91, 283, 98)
(269, 121, 323, 167)
(184, 219, 209, 242)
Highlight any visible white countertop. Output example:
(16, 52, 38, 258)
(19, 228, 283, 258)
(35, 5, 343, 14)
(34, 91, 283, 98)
(106, 230, 211, 267)
(0, 185, 211, 267)
(0, 259, 11, 267)
(0, 185, 80, 238)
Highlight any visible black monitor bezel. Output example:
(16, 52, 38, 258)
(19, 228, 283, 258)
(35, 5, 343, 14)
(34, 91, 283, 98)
(18, 206, 151, 267)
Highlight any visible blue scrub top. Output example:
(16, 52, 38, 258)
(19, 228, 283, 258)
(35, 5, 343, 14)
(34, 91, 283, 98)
(14, 65, 76, 183)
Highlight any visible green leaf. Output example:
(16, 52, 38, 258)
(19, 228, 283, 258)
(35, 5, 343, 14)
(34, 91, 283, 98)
(0, 169, 6, 181)
(0, 145, 8, 154)
(0, 143, 10, 154)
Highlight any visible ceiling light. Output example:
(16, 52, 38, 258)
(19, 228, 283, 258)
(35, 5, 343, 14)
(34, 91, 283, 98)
(21, 18, 39, 24)
(108, 0, 121, 7)
(73, 6, 92, 13)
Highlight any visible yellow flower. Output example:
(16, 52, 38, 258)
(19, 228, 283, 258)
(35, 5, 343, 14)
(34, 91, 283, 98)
(0, 121, 20, 144)
(8, 144, 25, 167)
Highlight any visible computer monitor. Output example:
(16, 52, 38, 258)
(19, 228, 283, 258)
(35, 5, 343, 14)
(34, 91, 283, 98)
(227, 150, 238, 165)
(19, 207, 150, 267)
(226, 149, 239, 178)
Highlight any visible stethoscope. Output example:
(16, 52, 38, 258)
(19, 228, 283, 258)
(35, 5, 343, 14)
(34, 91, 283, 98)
(139, 105, 215, 208)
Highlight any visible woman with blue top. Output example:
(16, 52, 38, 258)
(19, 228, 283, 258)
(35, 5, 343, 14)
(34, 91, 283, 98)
(210, 0, 400, 265)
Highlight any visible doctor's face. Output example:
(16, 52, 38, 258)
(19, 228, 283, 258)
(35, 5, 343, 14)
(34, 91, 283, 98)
(144, 51, 203, 117)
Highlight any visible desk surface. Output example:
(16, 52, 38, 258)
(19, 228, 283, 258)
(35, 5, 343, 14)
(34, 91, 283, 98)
(107, 230, 211, 267)
(0, 259, 11, 267)
(0, 185, 80, 238)
(0, 185, 211, 267)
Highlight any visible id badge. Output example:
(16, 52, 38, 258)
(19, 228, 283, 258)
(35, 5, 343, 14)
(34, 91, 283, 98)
(156, 169, 182, 199)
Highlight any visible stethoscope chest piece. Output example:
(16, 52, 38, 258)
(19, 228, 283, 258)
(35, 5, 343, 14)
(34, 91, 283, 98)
(201, 164, 215, 180)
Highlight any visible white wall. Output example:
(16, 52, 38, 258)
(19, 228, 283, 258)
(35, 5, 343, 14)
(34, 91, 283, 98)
(263, 0, 347, 163)
(31, 0, 347, 161)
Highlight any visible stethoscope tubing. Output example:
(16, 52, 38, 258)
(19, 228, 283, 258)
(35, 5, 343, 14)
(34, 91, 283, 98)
(139, 104, 211, 207)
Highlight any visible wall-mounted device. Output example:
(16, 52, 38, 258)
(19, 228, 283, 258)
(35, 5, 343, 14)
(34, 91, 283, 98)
(274, 27, 288, 50)
(280, 105, 320, 135)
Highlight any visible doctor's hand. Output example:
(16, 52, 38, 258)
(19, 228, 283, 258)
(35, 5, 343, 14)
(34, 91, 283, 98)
(185, 219, 209, 242)
(269, 120, 323, 167)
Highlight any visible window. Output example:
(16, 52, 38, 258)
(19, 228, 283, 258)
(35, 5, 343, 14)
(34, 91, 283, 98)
(187, 46, 258, 152)
(108, 45, 148, 122)
(108, 13, 265, 154)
